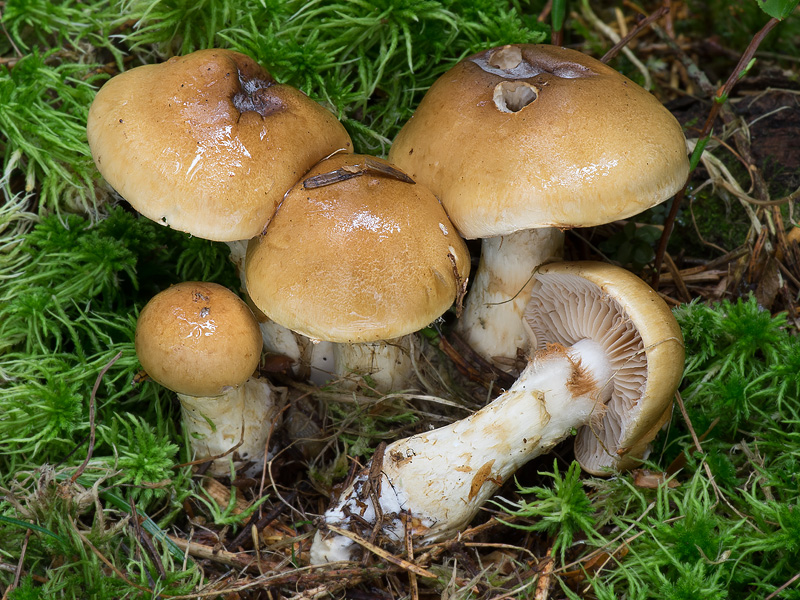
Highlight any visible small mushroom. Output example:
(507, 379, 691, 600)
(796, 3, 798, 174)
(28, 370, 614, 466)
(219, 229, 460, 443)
(245, 153, 470, 390)
(135, 281, 282, 477)
(310, 262, 683, 563)
(388, 44, 689, 369)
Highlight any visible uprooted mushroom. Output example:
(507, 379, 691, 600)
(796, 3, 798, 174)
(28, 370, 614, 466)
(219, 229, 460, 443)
(389, 44, 689, 371)
(310, 262, 683, 563)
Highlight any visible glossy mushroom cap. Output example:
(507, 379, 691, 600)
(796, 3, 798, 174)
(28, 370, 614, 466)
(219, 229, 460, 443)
(388, 44, 689, 239)
(88, 49, 352, 241)
(135, 281, 263, 397)
(524, 261, 684, 474)
(245, 154, 470, 343)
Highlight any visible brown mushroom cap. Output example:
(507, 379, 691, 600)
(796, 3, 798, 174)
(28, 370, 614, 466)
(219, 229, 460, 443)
(388, 44, 689, 239)
(524, 261, 684, 474)
(135, 281, 262, 397)
(88, 49, 352, 241)
(245, 154, 470, 343)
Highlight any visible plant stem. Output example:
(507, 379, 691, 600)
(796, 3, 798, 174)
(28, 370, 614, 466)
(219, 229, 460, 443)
(652, 16, 781, 290)
(600, 1, 671, 63)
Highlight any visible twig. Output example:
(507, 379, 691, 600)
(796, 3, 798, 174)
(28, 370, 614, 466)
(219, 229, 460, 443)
(700, 18, 781, 137)
(130, 495, 167, 583)
(651, 17, 781, 289)
(438, 331, 517, 390)
(674, 392, 758, 526)
(662, 253, 692, 302)
(718, 180, 800, 207)
(600, 1, 671, 63)
(414, 515, 520, 565)
(491, 577, 540, 600)
(0, 7, 23, 58)
(776, 258, 800, 290)
(71, 351, 123, 483)
(580, 0, 652, 89)
(323, 524, 437, 579)
(1, 529, 30, 600)
(674, 391, 702, 453)
(404, 513, 419, 600)
(255, 393, 287, 526)
(537, 0, 552, 22)
(765, 571, 800, 599)
(168, 535, 261, 572)
(533, 549, 554, 600)
(226, 489, 297, 551)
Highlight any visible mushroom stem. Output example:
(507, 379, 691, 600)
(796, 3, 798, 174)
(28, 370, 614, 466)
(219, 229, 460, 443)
(332, 335, 417, 391)
(258, 318, 416, 391)
(310, 339, 611, 564)
(456, 227, 563, 369)
(178, 377, 283, 477)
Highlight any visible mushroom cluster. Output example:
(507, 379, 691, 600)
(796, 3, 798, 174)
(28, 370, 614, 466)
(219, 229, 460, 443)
(88, 49, 469, 474)
(311, 44, 688, 562)
(88, 44, 688, 559)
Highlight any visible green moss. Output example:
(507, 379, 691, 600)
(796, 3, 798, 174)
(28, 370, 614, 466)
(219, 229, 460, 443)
(3, 2, 800, 598)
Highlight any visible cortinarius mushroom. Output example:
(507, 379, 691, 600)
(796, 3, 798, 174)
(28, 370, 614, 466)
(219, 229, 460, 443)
(310, 262, 683, 563)
(87, 48, 352, 241)
(245, 154, 470, 390)
(525, 262, 684, 473)
(135, 281, 282, 477)
(388, 44, 689, 369)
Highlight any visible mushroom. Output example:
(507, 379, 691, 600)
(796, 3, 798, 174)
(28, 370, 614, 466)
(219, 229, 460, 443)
(87, 48, 353, 380)
(87, 48, 352, 242)
(388, 44, 689, 370)
(525, 262, 683, 473)
(135, 281, 283, 477)
(310, 261, 683, 563)
(245, 154, 470, 390)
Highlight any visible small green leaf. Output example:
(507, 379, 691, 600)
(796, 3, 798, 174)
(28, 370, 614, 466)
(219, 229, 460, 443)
(737, 57, 758, 81)
(755, 0, 799, 19)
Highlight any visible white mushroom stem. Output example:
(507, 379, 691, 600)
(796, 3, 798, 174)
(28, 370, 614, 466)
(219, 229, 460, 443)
(456, 228, 564, 369)
(179, 376, 283, 478)
(310, 339, 612, 564)
(257, 322, 416, 391)
(226, 239, 250, 292)
(332, 336, 417, 391)
(257, 319, 337, 386)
